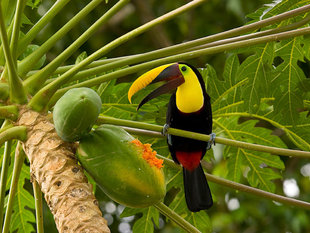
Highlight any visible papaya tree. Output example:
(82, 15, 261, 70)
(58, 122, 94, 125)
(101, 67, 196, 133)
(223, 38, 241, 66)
(0, 0, 310, 233)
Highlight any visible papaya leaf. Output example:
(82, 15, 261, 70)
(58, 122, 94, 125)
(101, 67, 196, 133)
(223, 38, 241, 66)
(271, 37, 307, 125)
(237, 43, 274, 113)
(262, 0, 309, 20)
(247, 0, 310, 24)
(9, 164, 35, 233)
(100, 79, 169, 122)
(26, 0, 41, 9)
(75, 51, 88, 64)
(120, 206, 159, 233)
(215, 117, 285, 192)
(202, 60, 246, 115)
(168, 187, 212, 233)
(19, 45, 46, 70)
(132, 207, 159, 233)
(265, 110, 310, 151)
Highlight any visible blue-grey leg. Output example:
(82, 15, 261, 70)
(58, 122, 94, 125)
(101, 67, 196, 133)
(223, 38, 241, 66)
(206, 133, 216, 150)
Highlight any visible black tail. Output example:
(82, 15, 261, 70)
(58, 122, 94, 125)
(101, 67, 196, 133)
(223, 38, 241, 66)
(183, 164, 213, 212)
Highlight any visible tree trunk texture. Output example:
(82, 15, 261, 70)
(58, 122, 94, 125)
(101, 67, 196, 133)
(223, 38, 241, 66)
(17, 106, 110, 233)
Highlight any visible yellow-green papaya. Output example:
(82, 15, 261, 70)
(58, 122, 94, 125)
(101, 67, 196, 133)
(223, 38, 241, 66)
(53, 87, 102, 142)
(76, 124, 166, 208)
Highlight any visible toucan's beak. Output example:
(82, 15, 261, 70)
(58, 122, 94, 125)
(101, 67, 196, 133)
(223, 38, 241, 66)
(128, 63, 185, 110)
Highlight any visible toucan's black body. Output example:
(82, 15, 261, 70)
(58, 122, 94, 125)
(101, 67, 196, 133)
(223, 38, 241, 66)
(128, 62, 214, 212)
(166, 64, 213, 211)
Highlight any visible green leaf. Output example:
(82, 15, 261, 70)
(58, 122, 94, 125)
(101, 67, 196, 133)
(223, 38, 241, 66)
(10, 164, 35, 233)
(271, 38, 306, 125)
(27, 0, 41, 9)
(168, 190, 212, 233)
(19, 44, 46, 70)
(267, 111, 310, 151)
(100, 79, 169, 122)
(75, 51, 88, 64)
(202, 61, 246, 115)
(237, 43, 274, 113)
(121, 206, 159, 233)
(215, 117, 285, 191)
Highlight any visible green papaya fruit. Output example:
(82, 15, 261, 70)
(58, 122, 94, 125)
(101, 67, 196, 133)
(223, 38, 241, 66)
(76, 124, 166, 208)
(53, 87, 102, 142)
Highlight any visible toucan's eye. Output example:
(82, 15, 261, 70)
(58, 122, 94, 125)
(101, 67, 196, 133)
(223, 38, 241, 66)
(181, 66, 187, 72)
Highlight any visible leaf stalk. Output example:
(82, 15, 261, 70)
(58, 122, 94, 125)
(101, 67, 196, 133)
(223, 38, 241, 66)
(97, 116, 310, 158)
(24, 0, 130, 95)
(153, 202, 201, 233)
(28, 0, 207, 112)
(33, 180, 44, 233)
(2, 142, 26, 233)
(0, 141, 12, 231)
(0, 2, 27, 104)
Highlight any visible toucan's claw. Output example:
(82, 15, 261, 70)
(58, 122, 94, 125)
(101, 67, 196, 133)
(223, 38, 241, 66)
(207, 133, 216, 150)
(162, 123, 170, 136)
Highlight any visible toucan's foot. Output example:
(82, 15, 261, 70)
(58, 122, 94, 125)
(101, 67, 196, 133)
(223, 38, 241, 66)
(162, 124, 170, 136)
(207, 133, 216, 150)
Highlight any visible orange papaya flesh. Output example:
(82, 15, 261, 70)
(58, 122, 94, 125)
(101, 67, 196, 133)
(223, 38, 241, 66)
(76, 124, 166, 208)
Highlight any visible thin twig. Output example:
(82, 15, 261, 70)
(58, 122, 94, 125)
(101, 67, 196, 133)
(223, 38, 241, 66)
(96, 116, 310, 158)
(159, 155, 310, 210)
(154, 202, 201, 233)
(28, 0, 207, 111)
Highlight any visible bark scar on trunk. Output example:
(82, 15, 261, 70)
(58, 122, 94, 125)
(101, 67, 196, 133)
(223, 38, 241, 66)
(17, 106, 110, 233)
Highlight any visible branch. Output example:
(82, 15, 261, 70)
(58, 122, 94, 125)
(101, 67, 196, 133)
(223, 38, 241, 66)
(17, 0, 72, 57)
(24, 0, 129, 95)
(214, 112, 310, 151)
(0, 140, 12, 231)
(2, 142, 26, 233)
(0, 126, 27, 145)
(54, 16, 310, 85)
(10, 0, 27, 63)
(28, 0, 207, 112)
(17, 0, 104, 77)
(153, 202, 201, 233)
(0, 2, 27, 104)
(27, 4, 310, 80)
(0, 105, 19, 121)
(159, 155, 310, 210)
(96, 116, 310, 158)
(49, 26, 310, 107)
(33, 180, 44, 233)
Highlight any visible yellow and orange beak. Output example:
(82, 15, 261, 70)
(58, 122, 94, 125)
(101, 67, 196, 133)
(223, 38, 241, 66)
(128, 63, 185, 110)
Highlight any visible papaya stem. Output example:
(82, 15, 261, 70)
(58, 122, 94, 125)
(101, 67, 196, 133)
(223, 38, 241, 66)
(158, 155, 310, 210)
(16, 0, 72, 57)
(96, 116, 310, 158)
(0, 2, 27, 104)
(26, 4, 310, 79)
(0, 83, 9, 101)
(28, 0, 207, 112)
(33, 180, 44, 233)
(2, 142, 26, 233)
(0, 126, 27, 145)
(54, 15, 310, 85)
(50, 25, 310, 108)
(153, 202, 201, 233)
(10, 0, 27, 64)
(0, 105, 19, 121)
(24, 0, 129, 95)
(17, 0, 104, 77)
(0, 140, 12, 231)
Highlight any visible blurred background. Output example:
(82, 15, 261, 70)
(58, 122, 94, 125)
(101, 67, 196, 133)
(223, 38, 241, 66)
(21, 0, 310, 232)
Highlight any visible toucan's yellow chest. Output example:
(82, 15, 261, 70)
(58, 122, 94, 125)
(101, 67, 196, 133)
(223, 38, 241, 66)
(175, 70, 204, 113)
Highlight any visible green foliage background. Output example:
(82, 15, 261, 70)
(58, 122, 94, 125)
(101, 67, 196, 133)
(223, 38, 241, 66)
(0, 0, 309, 232)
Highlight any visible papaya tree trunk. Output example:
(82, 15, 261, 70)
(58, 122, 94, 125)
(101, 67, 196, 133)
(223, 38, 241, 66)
(17, 106, 110, 233)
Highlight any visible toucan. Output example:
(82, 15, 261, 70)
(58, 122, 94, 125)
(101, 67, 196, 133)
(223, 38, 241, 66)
(128, 62, 214, 212)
